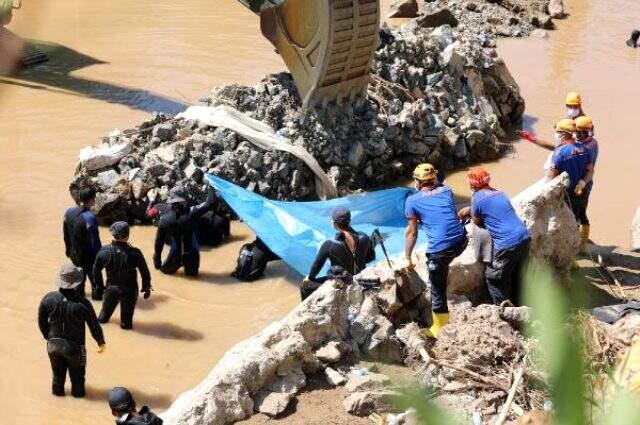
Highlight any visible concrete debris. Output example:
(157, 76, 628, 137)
(71, 19, 524, 223)
(547, 0, 566, 19)
(417, 8, 459, 28)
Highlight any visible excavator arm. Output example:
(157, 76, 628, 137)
(237, 0, 380, 109)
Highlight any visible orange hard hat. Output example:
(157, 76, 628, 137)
(565, 91, 582, 106)
(555, 118, 576, 133)
(575, 116, 594, 130)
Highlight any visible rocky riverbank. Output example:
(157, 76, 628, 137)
(71, 16, 525, 223)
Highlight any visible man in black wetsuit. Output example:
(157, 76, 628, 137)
(301, 207, 375, 300)
(153, 189, 215, 277)
(37, 263, 106, 398)
(94, 222, 152, 330)
(108, 387, 163, 425)
(63, 187, 102, 299)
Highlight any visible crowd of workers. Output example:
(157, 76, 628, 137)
(35, 91, 597, 420)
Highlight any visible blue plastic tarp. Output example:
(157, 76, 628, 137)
(207, 175, 426, 276)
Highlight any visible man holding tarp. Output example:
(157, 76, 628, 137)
(404, 163, 467, 339)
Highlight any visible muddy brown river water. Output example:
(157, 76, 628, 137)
(0, 0, 638, 423)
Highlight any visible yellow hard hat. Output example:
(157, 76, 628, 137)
(413, 163, 437, 182)
(565, 91, 582, 106)
(575, 116, 594, 130)
(555, 119, 576, 133)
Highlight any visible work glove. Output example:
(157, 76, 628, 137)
(516, 130, 536, 143)
(574, 179, 587, 196)
(97, 344, 106, 354)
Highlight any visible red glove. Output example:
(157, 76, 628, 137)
(517, 130, 536, 143)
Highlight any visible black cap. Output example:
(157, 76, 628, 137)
(331, 207, 351, 225)
(108, 387, 134, 412)
(109, 221, 130, 239)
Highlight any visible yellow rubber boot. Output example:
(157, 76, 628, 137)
(421, 312, 450, 339)
(579, 224, 590, 254)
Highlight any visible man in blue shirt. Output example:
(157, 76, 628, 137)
(573, 116, 598, 252)
(459, 168, 530, 306)
(63, 187, 102, 299)
(405, 163, 467, 338)
(548, 118, 594, 253)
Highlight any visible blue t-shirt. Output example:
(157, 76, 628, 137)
(550, 141, 592, 192)
(584, 136, 599, 165)
(471, 189, 530, 251)
(405, 184, 466, 254)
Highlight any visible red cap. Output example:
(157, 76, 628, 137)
(467, 167, 491, 190)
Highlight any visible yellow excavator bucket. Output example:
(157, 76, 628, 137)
(254, 0, 380, 108)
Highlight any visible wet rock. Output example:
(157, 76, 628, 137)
(417, 8, 459, 28)
(325, 367, 347, 386)
(386, 0, 418, 18)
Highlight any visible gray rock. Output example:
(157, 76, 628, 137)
(417, 8, 459, 28)
(253, 391, 293, 417)
(376, 283, 403, 316)
(315, 341, 342, 363)
(96, 169, 121, 190)
(548, 0, 566, 19)
(343, 391, 396, 416)
(386, 0, 418, 18)
(152, 122, 176, 142)
(131, 178, 148, 200)
(325, 367, 347, 386)
(465, 129, 485, 148)
(531, 13, 554, 30)
(348, 142, 365, 167)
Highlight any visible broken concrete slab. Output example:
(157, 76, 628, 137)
(253, 390, 293, 417)
(315, 341, 343, 364)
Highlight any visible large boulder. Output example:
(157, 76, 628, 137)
(161, 282, 364, 425)
(631, 207, 640, 251)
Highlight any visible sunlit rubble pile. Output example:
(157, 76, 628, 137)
(71, 22, 523, 223)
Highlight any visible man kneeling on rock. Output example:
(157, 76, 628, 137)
(94, 222, 152, 330)
(301, 207, 375, 301)
(459, 168, 531, 306)
(405, 164, 468, 338)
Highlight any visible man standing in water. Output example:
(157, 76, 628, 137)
(301, 207, 375, 300)
(38, 263, 106, 398)
(108, 387, 163, 425)
(94, 222, 152, 330)
(404, 163, 467, 338)
(459, 168, 531, 306)
(153, 188, 216, 277)
(63, 187, 102, 299)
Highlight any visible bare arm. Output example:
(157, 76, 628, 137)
(532, 138, 556, 151)
(404, 217, 418, 260)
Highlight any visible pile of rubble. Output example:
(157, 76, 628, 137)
(70, 20, 524, 223)
(388, 0, 567, 38)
